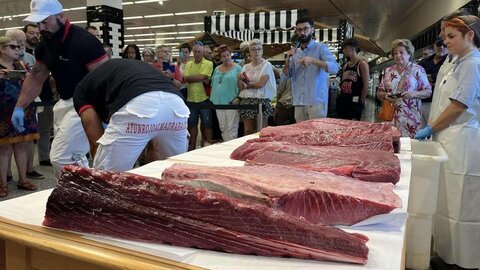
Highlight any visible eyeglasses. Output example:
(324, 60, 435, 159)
(296, 26, 312, 33)
(3, 44, 21, 50)
(250, 47, 263, 52)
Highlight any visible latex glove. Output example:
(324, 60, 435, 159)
(414, 125, 434, 140)
(11, 107, 25, 133)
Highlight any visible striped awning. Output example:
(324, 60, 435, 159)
(205, 9, 309, 33)
(216, 28, 339, 44)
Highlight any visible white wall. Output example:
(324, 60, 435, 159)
(377, 0, 472, 51)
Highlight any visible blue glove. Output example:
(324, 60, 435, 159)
(414, 125, 434, 140)
(11, 107, 25, 133)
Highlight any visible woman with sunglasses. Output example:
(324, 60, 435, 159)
(415, 15, 480, 270)
(0, 36, 39, 197)
(237, 39, 276, 135)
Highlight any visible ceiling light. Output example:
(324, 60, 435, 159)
(137, 38, 155, 41)
(124, 16, 143, 20)
(135, 0, 158, 3)
(124, 39, 136, 42)
(151, 24, 176, 28)
(177, 30, 203, 34)
(155, 32, 178, 35)
(127, 26, 150, 30)
(71, 20, 87, 24)
(69, 6, 86, 10)
(158, 0, 164, 5)
(124, 34, 134, 37)
(163, 43, 180, 46)
(123, 2, 134, 5)
(144, 13, 174, 18)
(135, 33, 155, 36)
(176, 22, 203, 26)
(156, 37, 175, 40)
(175, 11, 207, 16)
(176, 36, 195, 39)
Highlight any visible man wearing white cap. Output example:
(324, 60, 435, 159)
(11, 0, 108, 178)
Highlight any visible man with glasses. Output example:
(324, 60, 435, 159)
(11, 0, 108, 178)
(183, 41, 214, 150)
(282, 17, 339, 121)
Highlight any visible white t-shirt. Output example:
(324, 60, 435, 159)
(239, 60, 276, 99)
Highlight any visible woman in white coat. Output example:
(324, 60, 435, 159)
(415, 15, 480, 270)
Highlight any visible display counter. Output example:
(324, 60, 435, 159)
(0, 135, 412, 270)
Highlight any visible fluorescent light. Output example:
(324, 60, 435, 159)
(127, 26, 150, 30)
(177, 30, 202, 34)
(151, 24, 175, 28)
(135, 0, 158, 3)
(71, 20, 87, 24)
(70, 6, 86, 10)
(137, 38, 155, 41)
(124, 16, 143, 20)
(175, 11, 207, 16)
(124, 34, 134, 37)
(144, 13, 174, 18)
(156, 37, 175, 40)
(176, 36, 195, 39)
(164, 43, 180, 46)
(156, 32, 178, 35)
(176, 22, 203, 26)
(123, 2, 134, 5)
(135, 33, 155, 36)
(124, 39, 136, 42)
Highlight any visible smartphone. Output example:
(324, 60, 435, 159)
(6, 70, 26, 79)
(242, 71, 250, 83)
(162, 62, 175, 73)
(388, 93, 403, 99)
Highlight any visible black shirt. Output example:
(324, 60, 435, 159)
(35, 20, 107, 100)
(73, 59, 182, 123)
(418, 54, 447, 102)
(340, 60, 364, 97)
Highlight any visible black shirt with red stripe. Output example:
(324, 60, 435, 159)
(35, 20, 107, 100)
(73, 59, 182, 123)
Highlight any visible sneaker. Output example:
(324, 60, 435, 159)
(39, 159, 52, 166)
(26, 170, 44, 179)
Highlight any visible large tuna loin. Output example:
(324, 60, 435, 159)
(43, 166, 369, 264)
(162, 163, 402, 226)
(230, 140, 401, 184)
(259, 118, 401, 152)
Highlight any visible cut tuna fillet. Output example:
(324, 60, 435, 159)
(230, 140, 401, 184)
(259, 119, 400, 152)
(162, 163, 402, 225)
(44, 166, 369, 264)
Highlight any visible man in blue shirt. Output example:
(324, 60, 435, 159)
(282, 17, 339, 121)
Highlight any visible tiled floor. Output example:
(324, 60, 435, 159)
(1, 98, 380, 202)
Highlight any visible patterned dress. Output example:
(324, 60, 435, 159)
(0, 62, 38, 145)
(378, 62, 431, 137)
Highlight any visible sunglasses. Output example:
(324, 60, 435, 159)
(3, 44, 21, 50)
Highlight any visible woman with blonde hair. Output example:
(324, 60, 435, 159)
(376, 38, 432, 137)
(237, 39, 276, 135)
(0, 36, 39, 197)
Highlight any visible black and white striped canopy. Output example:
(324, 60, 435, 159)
(205, 9, 309, 33)
(216, 28, 339, 44)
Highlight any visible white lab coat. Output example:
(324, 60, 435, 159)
(430, 50, 480, 268)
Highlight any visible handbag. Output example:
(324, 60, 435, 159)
(377, 63, 413, 121)
(378, 100, 395, 121)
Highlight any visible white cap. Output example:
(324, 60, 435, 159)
(24, 0, 63, 23)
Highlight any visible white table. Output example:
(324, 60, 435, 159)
(0, 135, 412, 270)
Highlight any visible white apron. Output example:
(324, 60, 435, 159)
(429, 55, 456, 123)
(431, 60, 480, 268)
